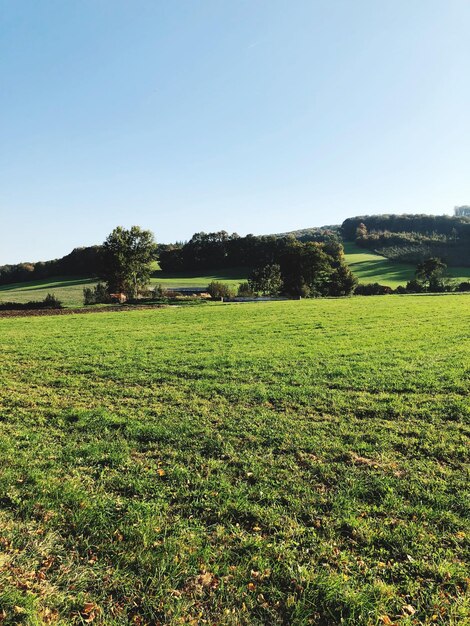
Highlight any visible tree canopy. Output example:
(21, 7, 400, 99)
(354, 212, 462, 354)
(100, 226, 157, 298)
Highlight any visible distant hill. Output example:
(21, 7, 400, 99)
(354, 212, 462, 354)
(0, 246, 103, 286)
(341, 214, 470, 267)
(2, 212, 469, 288)
(271, 225, 340, 241)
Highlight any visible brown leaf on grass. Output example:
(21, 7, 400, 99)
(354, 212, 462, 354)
(14, 606, 26, 615)
(198, 571, 218, 588)
(41, 556, 55, 570)
(184, 571, 219, 595)
(403, 604, 416, 615)
(81, 602, 99, 623)
(41, 607, 59, 624)
(349, 453, 405, 477)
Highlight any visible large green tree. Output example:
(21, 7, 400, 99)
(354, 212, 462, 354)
(280, 241, 334, 297)
(415, 257, 447, 292)
(101, 226, 157, 298)
(249, 264, 283, 296)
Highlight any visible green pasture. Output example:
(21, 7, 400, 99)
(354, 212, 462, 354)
(1, 246, 468, 307)
(150, 266, 248, 289)
(0, 296, 468, 625)
(343, 242, 470, 288)
(0, 276, 96, 308)
(0, 268, 248, 308)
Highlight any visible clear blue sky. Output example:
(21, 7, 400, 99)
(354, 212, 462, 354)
(1, 0, 469, 264)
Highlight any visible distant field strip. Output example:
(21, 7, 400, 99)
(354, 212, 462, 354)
(343, 241, 470, 287)
(0, 268, 248, 307)
(0, 296, 468, 625)
(1, 248, 469, 308)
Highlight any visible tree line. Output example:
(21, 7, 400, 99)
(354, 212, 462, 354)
(0, 246, 103, 285)
(158, 230, 344, 272)
(82, 226, 357, 302)
(0, 242, 173, 286)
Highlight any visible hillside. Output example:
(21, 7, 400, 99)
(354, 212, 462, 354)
(2, 213, 470, 303)
(1, 248, 469, 307)
(342, 214, 470, 266)
(343, 242, 470, 288)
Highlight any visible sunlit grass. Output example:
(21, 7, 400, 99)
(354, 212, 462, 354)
(1, 247, 468, 307)
(343, 241, 470, 287)
(0, 269, 248, 307)
(0, 295, 468, 624)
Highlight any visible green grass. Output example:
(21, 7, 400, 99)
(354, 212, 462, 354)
(0, 296, 468, 625)
(1, 247, 468, 307)
(0, 269, 248, 308)
(343, 242, 470, 288)
(0, 276, 97, 308)
(150, 266, 248, 289)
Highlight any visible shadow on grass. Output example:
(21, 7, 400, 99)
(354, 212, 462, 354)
(0, 276, 97, 292)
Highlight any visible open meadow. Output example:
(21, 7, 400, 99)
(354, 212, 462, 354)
(342, 243, 470, 289)
(0, 295, 469, 625)
(1, 249, 469, 309)
(0, 268, 248, 309)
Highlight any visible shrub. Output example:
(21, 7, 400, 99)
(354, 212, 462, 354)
(206, 281, 235, 300)
(405, 279, 425, 293)
(43, 293, 63, 308)
(152, 284, 169, 299)
(354, 283, 393, 296)
(238, 282, 256, 297)
(83, 283, 111, 305)
(394, 285, 408, 294)
(0, 294, 62, 311)
(457, 281, 470, 292)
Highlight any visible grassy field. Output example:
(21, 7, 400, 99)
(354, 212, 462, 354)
(1, 248, 468, 307)
(0, 269, 248, 308)
(0, 296, 468, 625)
(0, 277, 97, 308)
(343, 242, 470, 288)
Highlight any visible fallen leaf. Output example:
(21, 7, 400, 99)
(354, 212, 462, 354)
(199, 572, 214, 587)
(14, 606, 26, 615)
(403, 604, 416, 615)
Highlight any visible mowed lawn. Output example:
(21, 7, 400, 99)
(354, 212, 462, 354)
(0, 296, 469, 625)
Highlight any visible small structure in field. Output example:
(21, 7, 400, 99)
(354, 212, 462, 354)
(110, 293, 127, 303)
